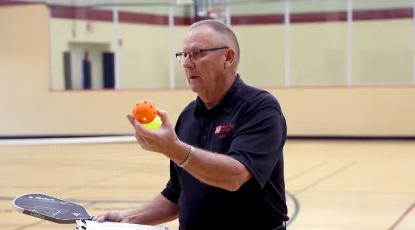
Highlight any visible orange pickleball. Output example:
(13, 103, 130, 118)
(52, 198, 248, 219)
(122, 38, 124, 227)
(132, 100, 158, 124)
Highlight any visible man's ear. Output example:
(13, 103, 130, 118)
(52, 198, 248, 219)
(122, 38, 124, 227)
(224, 48, 236, 68)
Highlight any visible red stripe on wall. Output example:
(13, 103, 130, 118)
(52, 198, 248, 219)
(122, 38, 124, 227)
(48, 3, 195, 25)
(231, 14, 285, 25)
(0, 0, 413, 25)
(353, 8, 413, 20)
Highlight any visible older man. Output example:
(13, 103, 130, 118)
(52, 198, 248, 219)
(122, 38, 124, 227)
(97, 19, 289, 230)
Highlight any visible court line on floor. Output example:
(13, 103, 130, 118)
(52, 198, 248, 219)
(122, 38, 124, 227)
(283, 162, 328, 228)
(299, 189, 415, 196)
(0, 136, 136, 146)
(293, 161, 357, 195)
(10, 202, 96, 230)
(0, 166, 153, 204)
(0, 196, 149, 203)
(55, 167, 150, 195)
(285, 191, 300, 228)
(11, 220, 45, 230)
(7, 166, 151, 230)
(387, 201, 415, 230)
(286, 161, 328, 182)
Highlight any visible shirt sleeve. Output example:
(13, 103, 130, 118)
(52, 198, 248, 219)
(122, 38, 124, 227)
(161, 160, 182, 203)
(227, 103, 286, 189)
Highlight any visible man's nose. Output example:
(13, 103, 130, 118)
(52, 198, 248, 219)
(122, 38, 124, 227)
(183, 56, 194, 69)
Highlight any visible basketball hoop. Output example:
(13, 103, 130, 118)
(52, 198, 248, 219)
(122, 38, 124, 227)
(176, 0, 192, 5)
(207, 9, 226, 23)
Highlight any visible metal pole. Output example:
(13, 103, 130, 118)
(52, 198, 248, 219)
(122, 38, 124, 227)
(225, 0, 231, 27)
(347, 0, 353, 86)
(284, 0, 290, 87)
(413, 0, 415, 84)
(113, 8, 119, 89)
(48, 8, 53, 90)
(169, 1, 175, 89)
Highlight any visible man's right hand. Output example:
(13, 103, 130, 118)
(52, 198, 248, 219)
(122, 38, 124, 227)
(94, 194, 179, 226)
(96, 211, 130, 223)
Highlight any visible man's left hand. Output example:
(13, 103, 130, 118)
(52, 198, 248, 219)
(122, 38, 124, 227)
(127, 109, 183, 158)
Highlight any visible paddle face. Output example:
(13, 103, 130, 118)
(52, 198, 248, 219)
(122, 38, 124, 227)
(12, 193, 95, 224)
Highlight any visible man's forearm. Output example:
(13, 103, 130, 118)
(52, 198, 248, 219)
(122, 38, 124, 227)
(168, 141, 252, 191)
(123, 193, 179, 226)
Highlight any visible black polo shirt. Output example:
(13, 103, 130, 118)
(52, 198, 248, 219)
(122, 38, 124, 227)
(161, 74, 289, 230)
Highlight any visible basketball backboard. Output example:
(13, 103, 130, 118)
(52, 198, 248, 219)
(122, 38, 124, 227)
(194, 0, 229, 25)
(176, 0, 193, 5)
(207, 9, 226, 24)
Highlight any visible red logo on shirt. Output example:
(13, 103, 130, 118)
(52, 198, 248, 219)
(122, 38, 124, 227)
(215, 124, 235, 134)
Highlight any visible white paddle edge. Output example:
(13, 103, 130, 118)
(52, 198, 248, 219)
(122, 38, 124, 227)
(12, 196, 24, 213)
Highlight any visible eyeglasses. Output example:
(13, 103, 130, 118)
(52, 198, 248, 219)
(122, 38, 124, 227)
(175, 46, 229, 63)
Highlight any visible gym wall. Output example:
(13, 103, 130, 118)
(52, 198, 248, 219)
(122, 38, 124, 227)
(0, 2, 414, 138)
(46, 0, 415, 90)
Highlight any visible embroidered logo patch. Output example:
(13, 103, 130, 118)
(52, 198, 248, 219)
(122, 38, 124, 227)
(215, 124, 235, 134)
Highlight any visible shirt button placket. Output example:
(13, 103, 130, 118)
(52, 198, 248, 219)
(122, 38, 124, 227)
(202, 128, 208, 144)
(201, 117, 210, 148)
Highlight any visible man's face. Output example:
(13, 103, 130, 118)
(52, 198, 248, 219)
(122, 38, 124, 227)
(181, 27, 228, 97)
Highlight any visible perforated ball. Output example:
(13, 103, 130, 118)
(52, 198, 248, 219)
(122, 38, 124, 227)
(132, 100, 157, 124)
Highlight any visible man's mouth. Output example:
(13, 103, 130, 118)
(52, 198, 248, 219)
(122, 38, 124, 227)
(190, 76, 199, 79)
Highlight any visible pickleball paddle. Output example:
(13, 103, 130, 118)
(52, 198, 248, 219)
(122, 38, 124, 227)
(12, 193, 97, 224)
(12, 193, 170, 229)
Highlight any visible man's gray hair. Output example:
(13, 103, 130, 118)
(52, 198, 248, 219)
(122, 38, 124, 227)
(189, 19, 240, 66)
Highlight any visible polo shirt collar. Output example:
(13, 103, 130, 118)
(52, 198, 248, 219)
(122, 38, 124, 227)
(194, 74, 244, 118)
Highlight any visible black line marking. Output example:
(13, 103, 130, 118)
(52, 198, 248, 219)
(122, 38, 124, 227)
(0, 209, 14, 213)
(0, 185, 165, 190)
(304, 190, 415, 196)
(286, 161, 327, 182)
(55, 168, 147, 195)
(12, 219, 44, 230)
(294, 161, 357, 195)
(387, 201, 415, 230)
(286, 191, 300, 228)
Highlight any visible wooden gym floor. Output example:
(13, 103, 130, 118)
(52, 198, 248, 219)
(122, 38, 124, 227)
(0, 139, 414, 230)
